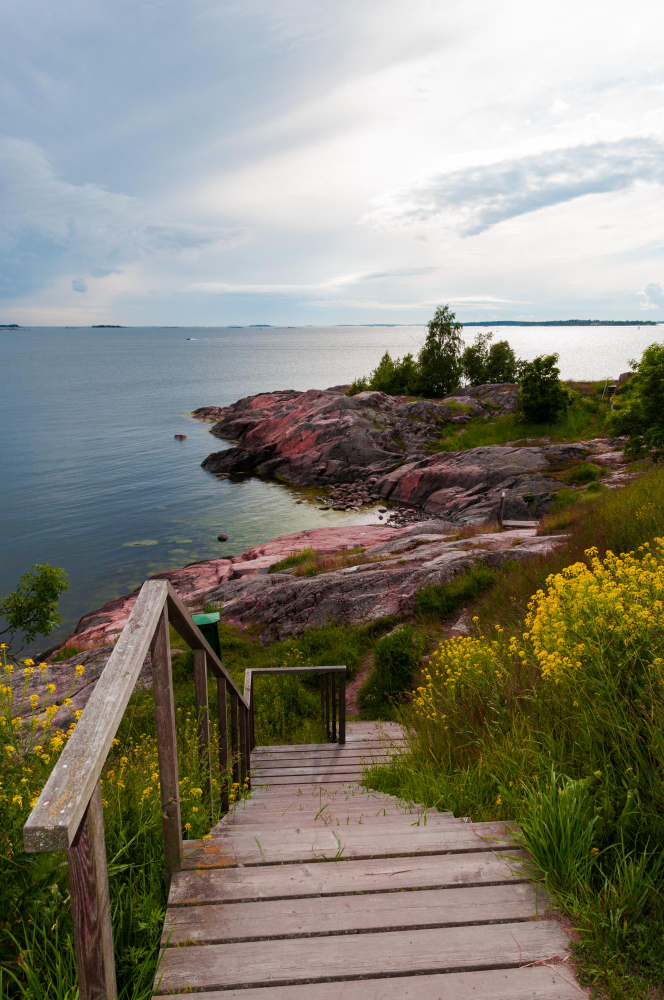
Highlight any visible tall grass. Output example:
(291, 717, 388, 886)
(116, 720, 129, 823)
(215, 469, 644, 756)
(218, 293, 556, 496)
(1, 617, 393, 998)
(435, 397, 611, 451)
(365, 465, 664, 997)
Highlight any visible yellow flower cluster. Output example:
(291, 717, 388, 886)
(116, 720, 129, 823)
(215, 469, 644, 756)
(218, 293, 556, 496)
(525, 541, 664, 684)
(413, 634, 509, 723)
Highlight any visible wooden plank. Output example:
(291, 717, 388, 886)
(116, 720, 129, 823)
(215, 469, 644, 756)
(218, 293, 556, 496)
(24, 579, 167, 851)
(154, 919, 571, 993)
(180, 822, 513, 868)
(251, 750, 393, 765)
(151, 608, 183, 884)
(250, 666, 347, 676)
(168, 849, 527, 904)
(338, 670, 346, 744)
(251, 763, 387, 777)
(193, 649, 213, 820)
(152, 965, 584, 1000)
(67, 782, 117, 1000)
(162, 881, 547, 945)
(230, 691, 240, 786)
(220, 811, 458, 829)
(254, 769, 364, 781)
(251, 738, 407, 753)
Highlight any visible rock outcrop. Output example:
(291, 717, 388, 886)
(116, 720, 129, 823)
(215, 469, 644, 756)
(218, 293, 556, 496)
(55, 519, 564, 654)
(195, 385, 610, 525)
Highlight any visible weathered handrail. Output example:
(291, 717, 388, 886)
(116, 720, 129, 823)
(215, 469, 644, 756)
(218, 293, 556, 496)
(244, 665, 346, 748)
(23, 579, 251, 1000)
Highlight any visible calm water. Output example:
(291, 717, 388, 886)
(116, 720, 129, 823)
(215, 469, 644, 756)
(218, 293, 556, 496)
(1, 324, 660, 648)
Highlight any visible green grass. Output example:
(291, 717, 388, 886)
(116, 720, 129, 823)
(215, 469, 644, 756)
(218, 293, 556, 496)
(1, 616, 398, 999)
(268, 548, 316, 573)
(564, 461, 606, 485)
(433, 398, 611, 452)
(414, 565, 498, 618)
(363, 463, 664, 999)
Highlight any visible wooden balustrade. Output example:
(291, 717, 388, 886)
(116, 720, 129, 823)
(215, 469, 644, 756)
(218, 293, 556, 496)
(244, 665, 346, 748)
(23, 579, 347, 1000)
(23, 580, 250, 1000)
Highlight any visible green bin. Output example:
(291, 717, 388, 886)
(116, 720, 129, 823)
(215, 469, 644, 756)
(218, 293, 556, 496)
(192, 611, 222, 660)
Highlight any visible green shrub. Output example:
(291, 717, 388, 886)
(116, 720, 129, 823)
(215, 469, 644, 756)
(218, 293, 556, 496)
(565, 462, 605, 485)
(358, 626, 424, 720)
(414, 566, 498, 618)
(613, 341, 664, 458)
(518, 354, 570, 423)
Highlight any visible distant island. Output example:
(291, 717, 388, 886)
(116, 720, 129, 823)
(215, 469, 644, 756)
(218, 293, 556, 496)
(0, 323, 21, 329)
(464, 319, 658, 327)
(91, 324, 125, 328)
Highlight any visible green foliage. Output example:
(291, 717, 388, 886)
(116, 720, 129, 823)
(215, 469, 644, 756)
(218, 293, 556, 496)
(565, 462, 605, 485)
(461, 332, 520, 387)
(358, 626, 424, 719)
(0, 565, 68, 652)
(416, 304, 464, 398)
(268, 548, 316, 573)
(414, 566, 498, 618)
(613, 341, 664, 458)
(518, 353, 569, 423)
(435, 397, 610, 451)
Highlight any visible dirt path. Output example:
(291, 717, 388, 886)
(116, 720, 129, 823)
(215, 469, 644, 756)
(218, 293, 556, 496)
(345, 651, 374, 718)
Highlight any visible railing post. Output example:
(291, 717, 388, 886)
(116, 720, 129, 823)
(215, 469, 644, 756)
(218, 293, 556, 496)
(67, 781, 117, 1000)
(193, 649, 213, 822)
(324, 673, 330, 740)
(250, 671, 256, 750)
(151, 608, 183, 883)
(230, 691, 240, 788)
(216, 678, 229, 813)
(331, 671, 337, 742)
(338, 669, 346, 745)
(238, 703, 249, 788)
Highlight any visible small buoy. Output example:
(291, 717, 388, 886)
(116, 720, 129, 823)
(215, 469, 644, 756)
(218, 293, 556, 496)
(174, 434, 187, 440)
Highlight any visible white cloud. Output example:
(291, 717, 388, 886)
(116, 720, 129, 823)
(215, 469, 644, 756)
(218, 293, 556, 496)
(639, 281, 664, 310)
(550, 99, 570, 116)
(362, 138, 664, 237)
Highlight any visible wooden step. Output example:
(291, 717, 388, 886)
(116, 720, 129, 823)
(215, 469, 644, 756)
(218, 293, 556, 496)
(219, 811, 458, 829)
(162, 881, 548, 946)
(154, 919, 571, 993)
(181, 822, 513, 868)
(154, 966, 584, 1000)
(169, 849, 526, 904)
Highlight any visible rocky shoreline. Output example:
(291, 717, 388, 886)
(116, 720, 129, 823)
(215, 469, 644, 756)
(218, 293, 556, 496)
(36, 382, 629, 717)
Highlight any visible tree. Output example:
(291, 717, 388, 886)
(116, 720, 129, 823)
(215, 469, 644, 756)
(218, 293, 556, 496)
(518, 354, 569, 423)
(612, 342, 664, 458)
(485, 339, 519, 383)
(417, 304, 464, 397)
(368, 351, 397, 393)
(461, 331, 492, 386)
(0, 564, 68, 654)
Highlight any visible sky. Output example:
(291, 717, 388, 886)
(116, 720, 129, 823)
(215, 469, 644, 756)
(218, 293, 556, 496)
(1, 0, 664, 326)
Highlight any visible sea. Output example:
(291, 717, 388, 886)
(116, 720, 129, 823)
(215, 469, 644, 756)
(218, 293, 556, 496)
(1, 323, 660, 650)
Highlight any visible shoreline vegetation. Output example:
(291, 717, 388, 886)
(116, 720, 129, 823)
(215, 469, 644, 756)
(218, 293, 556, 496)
(3, 306, 664, 998)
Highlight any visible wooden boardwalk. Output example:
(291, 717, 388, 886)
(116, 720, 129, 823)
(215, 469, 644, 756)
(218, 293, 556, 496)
(156, 722, 582, 999)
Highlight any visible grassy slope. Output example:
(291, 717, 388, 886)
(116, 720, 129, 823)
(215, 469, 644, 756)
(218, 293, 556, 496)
(363, 465, 664, 1000)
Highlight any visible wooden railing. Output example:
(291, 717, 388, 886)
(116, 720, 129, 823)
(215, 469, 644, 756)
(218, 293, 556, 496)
(23, 580, 250, 1000)
(244, 665, 346, 747)
(22, 579, 347, 1000)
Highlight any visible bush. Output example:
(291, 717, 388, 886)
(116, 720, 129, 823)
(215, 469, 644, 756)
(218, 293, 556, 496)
(613, 341, 664, 458)
(461, 332, 520, 387)
(358, 626, 424, 719)
(414, 566, 498, 618)
(518, 354, 570, 423)
(565, 462, 604, 484)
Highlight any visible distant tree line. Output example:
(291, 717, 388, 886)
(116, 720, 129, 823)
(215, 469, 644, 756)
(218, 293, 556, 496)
(348, 304, 571, 424)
